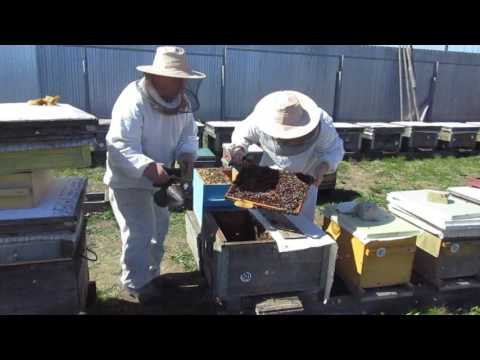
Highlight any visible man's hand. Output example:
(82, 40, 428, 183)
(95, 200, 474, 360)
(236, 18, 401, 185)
(313, 162, 330, 186)
(230, 146, 247, 166)
(143, 162, 170, 185)
(179, 153, 194, 182)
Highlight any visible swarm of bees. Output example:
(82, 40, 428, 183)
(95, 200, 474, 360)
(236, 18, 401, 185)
(27, 95, 60, 106)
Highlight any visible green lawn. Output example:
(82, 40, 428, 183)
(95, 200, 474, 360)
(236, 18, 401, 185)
(55, 153, 480, 315)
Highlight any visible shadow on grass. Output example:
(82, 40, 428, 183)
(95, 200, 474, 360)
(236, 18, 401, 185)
(317, 188, 363, 206)
(88, 271, 217, 315)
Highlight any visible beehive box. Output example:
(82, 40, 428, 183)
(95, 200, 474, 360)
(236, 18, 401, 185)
(357, 122, 404, 153)
(0, 221, 89, 314)
(0, 141, 93, 175)
(185, 209, 337, 307)
(322, 205, 420, 289)
(194, 148, 217, 168)
(413, 231, 480, 288)
(0, 170, 53, 209)
(333, 123, 365, 154)
(391, 122, 441, 150)
(429, 122, 479, 150)
(193, 168, 235, 226)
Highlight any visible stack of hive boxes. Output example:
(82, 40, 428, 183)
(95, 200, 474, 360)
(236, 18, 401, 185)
(388, 189, 480, 289)
(0, 102, 98, 314)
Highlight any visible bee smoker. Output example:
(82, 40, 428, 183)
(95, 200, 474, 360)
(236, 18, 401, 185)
(153, 167, 191, 211)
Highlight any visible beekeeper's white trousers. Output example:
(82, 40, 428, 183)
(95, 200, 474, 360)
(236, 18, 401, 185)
(108, 188, 170, 291)
(302, 185, 318, 222)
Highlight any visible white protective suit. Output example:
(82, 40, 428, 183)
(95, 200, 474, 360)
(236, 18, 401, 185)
(231, 107, 345, 221)
(104, 77, 198, 291)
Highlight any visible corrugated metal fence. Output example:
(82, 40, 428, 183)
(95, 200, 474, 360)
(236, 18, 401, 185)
(1, 45, 480, 122)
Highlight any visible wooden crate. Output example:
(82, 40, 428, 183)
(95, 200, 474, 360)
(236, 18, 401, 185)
(413, 230, 480, 288)
(0, 170, 52, 209)
(0, 219, 89, 314)
(0, 145, 92, 175)
(185, 209, 336, 309)
(322, 211, 418, 290)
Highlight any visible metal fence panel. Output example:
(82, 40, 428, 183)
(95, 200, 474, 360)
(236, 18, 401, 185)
(86, 47, 154, 118)
(187, 54, 223, 120)
(431, 63, 480, 122)
(224, 48, 337, 120)
(37, 45, 88, 111)
(337, 57, 434, 122)
(0, 45, 40, 102)
(86, 47, 222, 120)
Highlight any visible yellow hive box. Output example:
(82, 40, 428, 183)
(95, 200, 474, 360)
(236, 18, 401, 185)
(0, 170, 53, 209)
(322, 205, 420, 289)
(0, 145, 91, 175)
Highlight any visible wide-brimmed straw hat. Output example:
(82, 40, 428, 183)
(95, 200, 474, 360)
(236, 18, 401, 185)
(249, 91, 321, 140)
(137, 46, 206, 79)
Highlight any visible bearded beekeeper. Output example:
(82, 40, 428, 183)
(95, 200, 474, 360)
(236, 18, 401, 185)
(229, 91, 345, 221)
(103, 47, 206, 303)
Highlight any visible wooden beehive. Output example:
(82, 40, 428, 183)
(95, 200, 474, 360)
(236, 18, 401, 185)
(391, 122, 441, 150)
(0, 221, 89, 314)
(193, 168, 235, 226)
(414, 231, 480, 288)
(185, 209, 337, 308)
(333, 123, 365, 154)
(357, 122, 404, 153)
(194, 147, 217, 168)
(322, 205, 419, 290)
(429, 122, 479, 150)
(0, 143, 92, 175)
(0, 170, 53, 209)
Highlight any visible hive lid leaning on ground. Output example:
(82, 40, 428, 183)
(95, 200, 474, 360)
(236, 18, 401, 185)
(322, 203, 421, 243)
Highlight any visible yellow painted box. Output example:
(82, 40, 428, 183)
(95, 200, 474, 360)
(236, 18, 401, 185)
(0, 170, 53, 209)
(0, 145, 92, 175)
(322, 206, 420, 289)
(414, 231, 480, 287)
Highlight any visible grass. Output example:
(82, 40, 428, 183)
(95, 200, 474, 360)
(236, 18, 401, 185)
(67, 153, 480, 314)
(169, 247, 197, 272)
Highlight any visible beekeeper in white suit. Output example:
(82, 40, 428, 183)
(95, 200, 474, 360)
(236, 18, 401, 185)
(229, 91, 345, 221)
(103, 47, 206, 303)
